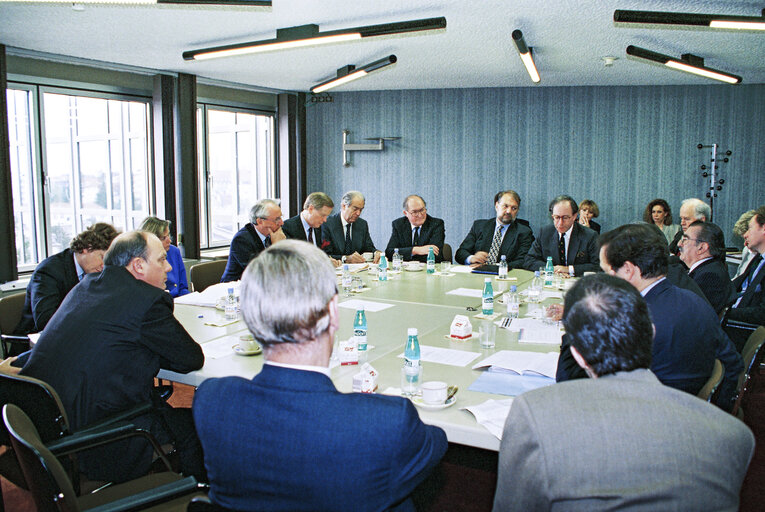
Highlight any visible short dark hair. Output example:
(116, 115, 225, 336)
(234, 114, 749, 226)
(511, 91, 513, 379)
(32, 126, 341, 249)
(103, 231, 150, 267)
(754, 205, 765, 227)
(643, 199, 673, 226)
(599, 224, 668, 278)
(549, 195, 578, 215)
(70, 223, 120, 253)
(563, 274, 653, 376)
(494, 190, 521, 205)
(688, 221, 726, 259)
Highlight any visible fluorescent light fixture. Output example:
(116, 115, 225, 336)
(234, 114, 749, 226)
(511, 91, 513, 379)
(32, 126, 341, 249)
(614, 8, 765, 30)
(184, 17, 446, 61)
(311, 55, 397, 94)
(626, 45, 741, 84)
(0, 0, 271, 4)
(512, 29, 540, 83)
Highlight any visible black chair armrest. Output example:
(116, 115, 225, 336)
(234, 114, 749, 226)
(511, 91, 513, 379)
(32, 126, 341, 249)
(86, 476, 200, 512)
(75, 401, 153, 435)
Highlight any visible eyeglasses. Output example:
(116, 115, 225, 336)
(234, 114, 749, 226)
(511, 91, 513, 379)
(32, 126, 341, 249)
(681, 236, 704, 244)
(407, 208, 427, 216)
(552, 215, 572, 222)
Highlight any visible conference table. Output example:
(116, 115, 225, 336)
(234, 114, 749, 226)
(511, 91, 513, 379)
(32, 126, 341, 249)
(160, 265, 563, 452)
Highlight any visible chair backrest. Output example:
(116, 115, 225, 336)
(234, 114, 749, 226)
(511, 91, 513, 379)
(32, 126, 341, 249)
(697, 359, 723, 402)
(189, 260, 228, 292)
(0, 373, 69, 447)
(0, 292, 26, 335)
(442, 243, 453, 264)
(731, 327, 765, 417)
(3, 404, 80, 512)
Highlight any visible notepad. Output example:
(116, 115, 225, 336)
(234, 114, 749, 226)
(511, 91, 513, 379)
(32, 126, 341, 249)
(472, 350, 560, 379)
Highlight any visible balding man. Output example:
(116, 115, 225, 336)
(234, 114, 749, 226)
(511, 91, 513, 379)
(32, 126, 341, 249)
(385, 195, 445, 263)
(221, 199, 285, 283)
(679, 221, 734, 315)
(21, 231, 205, 482)
(321, 191, 381, 264)
(669, 198, 712, 256)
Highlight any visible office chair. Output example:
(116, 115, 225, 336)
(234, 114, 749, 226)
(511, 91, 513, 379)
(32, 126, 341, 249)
(0, 292, 30, 358)
(3, 404, 204, 512)
(731, 327, 765, 420)
(189, 260, 228, 292)
(441, 243, 452, 264)
(696, 359, 723, 402)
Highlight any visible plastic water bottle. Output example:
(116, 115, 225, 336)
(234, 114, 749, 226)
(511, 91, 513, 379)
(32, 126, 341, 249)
(426, 247, 436, 274)
(402, 328, 421, 396)
(544, 256, 554, 287)
(225, 287, 237, 320)
(482, 277, 494, 315)
(353, 307, 367, 352)
(506, 285, 520, 319)
(392, 248, 402, 272)
(378, 255, 388, 281)
(341, 264, 352, 296)
(498, 255, 508, 279)
(528, 271, 543, 303)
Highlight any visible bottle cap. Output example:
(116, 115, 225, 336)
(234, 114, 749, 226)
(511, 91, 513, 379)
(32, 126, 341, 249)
(343, 264, 349, 270)
(535, 271, 540, 276)
(407, 328, 418, 336)
(228, 288, 234, 294)
(484, 277, 491, 282)
(511, 285, 517, 292)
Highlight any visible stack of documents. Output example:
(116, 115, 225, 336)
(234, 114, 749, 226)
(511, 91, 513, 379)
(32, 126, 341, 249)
(501, 317, 563, 345)
(472, 350, 560, 378)
(175, 282, 239, 307)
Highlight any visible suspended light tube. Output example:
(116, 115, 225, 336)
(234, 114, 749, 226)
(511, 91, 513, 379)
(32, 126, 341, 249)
(626, 45, 741, 84)
(614, 9, 765, 31)
(512, 29, 540, 83)
(311, 55, 397, 94)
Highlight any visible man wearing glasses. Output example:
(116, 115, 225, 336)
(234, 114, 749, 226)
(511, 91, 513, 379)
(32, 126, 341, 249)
(679, 220, 734, 315)
(456, 190, 534, 268)
(385, 194, 445, 263)
(524, 195, 600, 276)
(221, 199, 285, 282)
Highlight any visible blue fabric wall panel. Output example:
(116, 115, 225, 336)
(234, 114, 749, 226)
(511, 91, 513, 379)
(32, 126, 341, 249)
(306, 85, 764, 254)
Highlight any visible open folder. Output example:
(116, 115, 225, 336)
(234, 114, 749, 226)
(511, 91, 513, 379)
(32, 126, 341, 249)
(472, 350, 560, 379)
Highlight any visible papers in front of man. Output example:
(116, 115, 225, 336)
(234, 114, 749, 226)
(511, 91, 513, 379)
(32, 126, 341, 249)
(398, 345, 481, 367)
(175, 281, 240, 307)
(334, 263, 368, 274)
(338, 299, 394, 312)
(501, 317, 563, 345)
(446, 287, 501, 298)
(472, 350, 560, 379)
(462, 398, 515, 440)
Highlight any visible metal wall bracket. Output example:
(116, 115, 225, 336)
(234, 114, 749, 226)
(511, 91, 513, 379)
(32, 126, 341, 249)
(342, 130, 400, 167)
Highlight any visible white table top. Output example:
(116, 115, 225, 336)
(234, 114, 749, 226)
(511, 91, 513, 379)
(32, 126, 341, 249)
(161, 266, 562, 451)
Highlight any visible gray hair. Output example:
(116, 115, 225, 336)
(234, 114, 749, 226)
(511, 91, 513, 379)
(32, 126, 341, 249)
(303, 192, 334, 211)
(240, 240, 338, 349)
(681, 198, 711, 221)
(341, 191, 365, 207)
(250, 199, 280, 224)
(103, 231, 151, 267)
(733, 210, 757, 238)
(139, 216, 170, 238)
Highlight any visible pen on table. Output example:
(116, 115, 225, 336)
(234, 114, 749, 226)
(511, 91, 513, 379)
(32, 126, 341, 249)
(518, 328, 524, 342)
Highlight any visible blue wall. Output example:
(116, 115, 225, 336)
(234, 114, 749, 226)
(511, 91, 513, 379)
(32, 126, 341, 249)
(306, 85, 765, 256)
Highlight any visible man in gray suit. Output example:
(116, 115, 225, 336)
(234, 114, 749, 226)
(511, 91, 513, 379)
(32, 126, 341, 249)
(494, 274, 754, 512)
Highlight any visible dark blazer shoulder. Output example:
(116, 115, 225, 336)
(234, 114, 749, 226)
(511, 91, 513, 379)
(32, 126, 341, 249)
(282, 215, 305, 240)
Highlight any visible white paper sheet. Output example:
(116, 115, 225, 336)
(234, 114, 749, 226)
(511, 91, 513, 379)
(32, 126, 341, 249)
(503, 318, 563, 345)
(398, 345, 481, 367)
(338, 299, 395, 312)
(450, 265, 473, 274)
(446, 287, 502, 298)
(462, 398, 515, 439)
(472, 350, 560, 378)
(175, 281, 240, 307)
(202, 334, 251, 359)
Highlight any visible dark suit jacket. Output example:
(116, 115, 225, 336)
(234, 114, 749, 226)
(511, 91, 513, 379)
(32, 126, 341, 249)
(282, 214, 328, 251)
(669, 229, 683, 256)
(385, 215, 445, 263)
(14, 248, 79, 335)
(455, 219, 534, 268)
(194, 365, 447, 512)
(21, 266, 203, 480)
(524, 223, 599, 276)
(321, 213, 377, 259)
(689, 258, 735, 315)
(221, 223, 266, 283)
(728, 254, 765, 325)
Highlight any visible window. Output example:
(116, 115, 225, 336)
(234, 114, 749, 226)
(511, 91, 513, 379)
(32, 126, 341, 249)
(6, 85, 152, 270)
(197, 105, 275, 249)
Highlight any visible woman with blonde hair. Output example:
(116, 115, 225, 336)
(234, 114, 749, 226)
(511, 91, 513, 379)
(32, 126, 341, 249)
(732, 210, 757, 279)
(139, 216, 189, 297)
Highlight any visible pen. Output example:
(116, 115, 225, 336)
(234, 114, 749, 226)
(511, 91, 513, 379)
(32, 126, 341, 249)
(518, 328, 524, 342)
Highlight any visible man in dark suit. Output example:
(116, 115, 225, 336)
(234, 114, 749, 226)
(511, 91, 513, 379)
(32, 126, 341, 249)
(679, 220, 734, 315)
(14, 222, 119, 336)
(725, 205, 765, 350)
(496, 274, 754, 512)
(386, 194, 445, 263)
(669, 197, 712, 256)
(322, 190, 381, 263)
(221, 199, 285, 282)
(21, 231, 205, 482)
(455, 190, 534, 267)
(193, 240, 447, 511)
(282, 192, 340, 267)
(593, 224, 741, 409)
(524, 195, 599, 276)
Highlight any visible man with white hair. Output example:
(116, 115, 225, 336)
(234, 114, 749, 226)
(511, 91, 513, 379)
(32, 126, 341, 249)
(321, 190, 381, 263)
(221, 199, 285, 282)
(193, 240, 447, 511)
(669, 197, 712, 256)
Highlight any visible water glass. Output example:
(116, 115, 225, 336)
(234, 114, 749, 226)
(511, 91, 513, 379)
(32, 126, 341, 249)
(479, 322, 496, 349)
(440, 261, 451, 274)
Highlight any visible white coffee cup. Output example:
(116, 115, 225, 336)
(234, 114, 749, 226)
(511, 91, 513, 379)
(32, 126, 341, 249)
(421, 381, 448, 405)
(239, 333, 259, 352)
(363, 252, 374, 262)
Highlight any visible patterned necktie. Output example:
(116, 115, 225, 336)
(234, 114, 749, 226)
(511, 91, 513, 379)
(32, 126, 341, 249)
(558, 233, 567, 266)
(344, 224, 352, 255)
(264, 235, 271, 248)
(413, 227, 420, 246)
(735, 254, 764, 307)
(307, 227, 313, 244)
(488, 226, 503, 264)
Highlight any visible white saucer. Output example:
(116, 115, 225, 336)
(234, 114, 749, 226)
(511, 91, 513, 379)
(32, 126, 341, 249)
(233, 344, 262, 356)
(404, 264, 425, 272)
(411, 396, 457, 410)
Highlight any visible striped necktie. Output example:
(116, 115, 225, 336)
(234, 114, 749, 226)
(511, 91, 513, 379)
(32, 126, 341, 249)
(488, 226, 503, 264)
